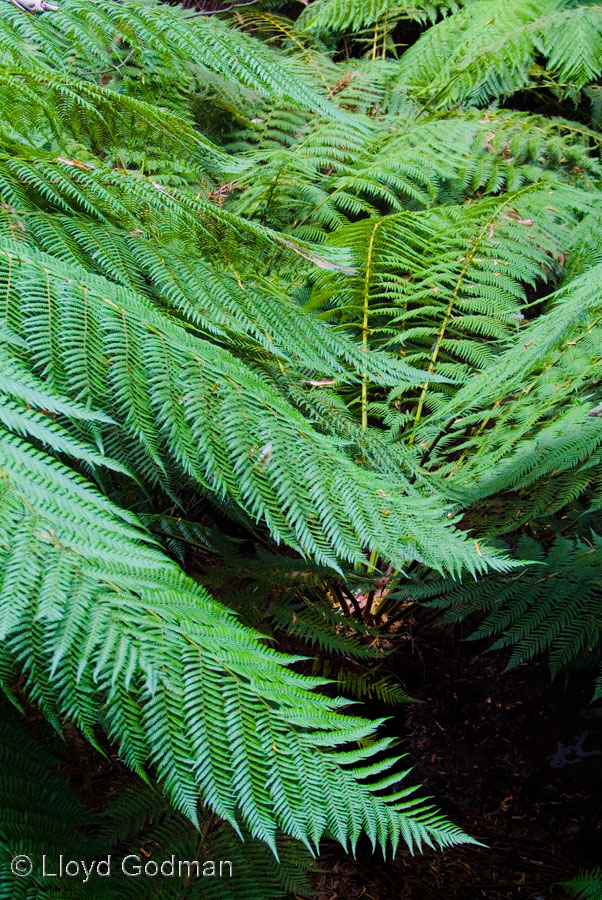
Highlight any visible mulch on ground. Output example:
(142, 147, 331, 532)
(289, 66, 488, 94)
(313, 620, 602, 900)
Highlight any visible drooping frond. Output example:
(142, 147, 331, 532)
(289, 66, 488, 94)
(0, 700, 315, 900)
(417, 262, 602, 526)
(297, 0, 457, 36)
(1, 0, 601, 877)
(0, 237, 508, 576)
(0, 0, 345, 121)
(0, 429, 473, 855)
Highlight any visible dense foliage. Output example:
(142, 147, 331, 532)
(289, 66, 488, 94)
(0, 0, 601, 895)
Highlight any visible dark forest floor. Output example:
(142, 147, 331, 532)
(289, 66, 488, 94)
(313, 621, 602, 900)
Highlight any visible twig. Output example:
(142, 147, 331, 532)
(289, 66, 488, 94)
(341, 585, 364, 622)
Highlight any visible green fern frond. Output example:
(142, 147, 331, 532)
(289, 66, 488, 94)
(331, 667, 417, 706)
(0, 428, 473, 855)
(395, 0, 602, 106)
(0, 0, 346, 121)
(311, 182, 592, 437)
(417, 262, 602, 519)
(0, 237, 508, 576)
(270, 597, 383, 659)
(0, 699, 316, 900)
(298, 0, 458, 37)
(562, 868, 602, 900)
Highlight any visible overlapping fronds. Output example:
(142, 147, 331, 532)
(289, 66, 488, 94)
(0, 0, 344, 119)
(269, 598, 384, 659)
(232, 114, 478, 234)
(395, 0, 602, 106)
(1, 0, 602, 879)
(230, 102, 599, 239)
(0, 235, 508, 576)
(0, 427, 473, 855)
(297, 0, 457, 36)
(418, 263, 602, 524)
(0, 701, 315, 900)
(310, 183, 594, 437)
(386, 260, 602, 693)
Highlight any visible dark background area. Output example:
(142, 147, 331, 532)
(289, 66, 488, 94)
(313, 618, 602, 899)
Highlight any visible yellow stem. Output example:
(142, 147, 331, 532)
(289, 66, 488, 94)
(371, 22, 379, 61)
(361, 221, 382, 430)
(410, 187, 534, 443)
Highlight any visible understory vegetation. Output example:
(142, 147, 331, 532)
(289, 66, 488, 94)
(0, 0, 601, 896)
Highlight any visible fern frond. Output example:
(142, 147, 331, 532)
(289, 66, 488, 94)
(395, 0, 602, 106)
(0, 237, 508, 576)
(418, 262, 602, 517)
(562, 868, 602, 900)
(398, 534, 602, 682)
(0, 699, 316, 900)
(298, 0, 458, 37)
(0, 428, 473, 855)
(270, 596, 383, 659)
(331, 667, 416, 706)
(0, 0, 345, 121)
(311, 182, 591, 436)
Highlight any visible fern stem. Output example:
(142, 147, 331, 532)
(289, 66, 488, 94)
(361, 220, 382, 429)
(371, 23, 379, 61)
(341, 584, 364, 621)
(363, 587, 376, 622)
(410, 186, 535, 442)
(331, 583, 352, 617)
(370, 587, 393, 622)
(380, 14, 389, 59)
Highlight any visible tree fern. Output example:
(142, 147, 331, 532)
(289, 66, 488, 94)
(0, 424, 474, 853)
(387, 265, 602, 693)
(2, 0, 602, 888)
